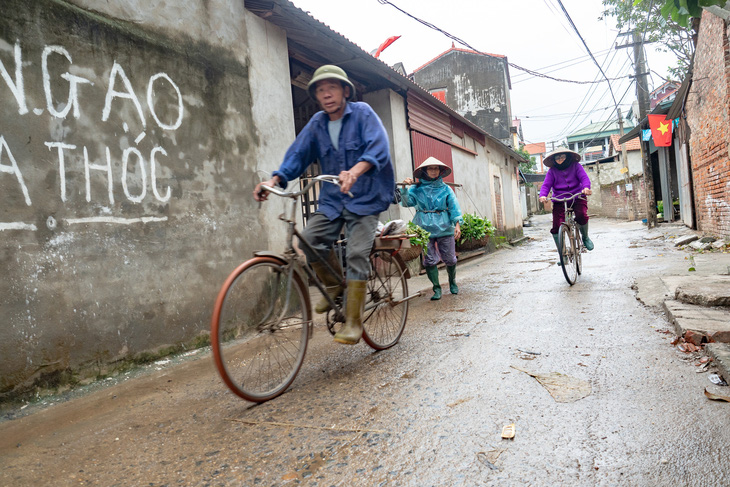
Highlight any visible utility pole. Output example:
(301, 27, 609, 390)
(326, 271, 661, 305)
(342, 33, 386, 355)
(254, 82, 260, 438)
(617, 31, 656, 227)
(617, 108, 637, 220)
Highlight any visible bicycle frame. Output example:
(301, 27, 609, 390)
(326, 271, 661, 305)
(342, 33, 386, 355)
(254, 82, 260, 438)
(550, 192, 585, 284)
(259, 175, 348, 320)
(259, 175, 419, 320)
(550, 192, 585, 228)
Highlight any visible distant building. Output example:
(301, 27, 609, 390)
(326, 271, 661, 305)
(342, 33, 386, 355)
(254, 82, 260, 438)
(524, 142, 547, 173)
(410, 44, 513, 143)
(511, 118, 524, 149)
(650, 81, 680, 110)
(566, 119, 634, 162)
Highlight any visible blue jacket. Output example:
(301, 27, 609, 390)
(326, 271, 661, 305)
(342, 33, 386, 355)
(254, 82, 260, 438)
(399, 178, 463, 238)
(273, 102, 395, 219)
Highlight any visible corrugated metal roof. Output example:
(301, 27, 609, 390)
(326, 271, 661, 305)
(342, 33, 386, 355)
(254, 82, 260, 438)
(245, 0, 526, 163)
(566, 119, 633, 140)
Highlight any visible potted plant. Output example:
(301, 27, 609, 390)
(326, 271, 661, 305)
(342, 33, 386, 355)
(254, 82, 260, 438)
(456, 213, 495, 251)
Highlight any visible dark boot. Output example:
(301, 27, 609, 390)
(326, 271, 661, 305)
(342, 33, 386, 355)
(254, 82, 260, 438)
(310, 251, 343, 314)
(552, 233, 562, 266)
(579, 223, 594, 251)
(446, 265, 458, 294)
(424, 265, 442, 301)
(334, 280, 366, 345)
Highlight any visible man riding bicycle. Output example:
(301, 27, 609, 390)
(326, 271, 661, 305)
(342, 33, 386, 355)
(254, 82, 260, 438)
(254, 65, 395, 345)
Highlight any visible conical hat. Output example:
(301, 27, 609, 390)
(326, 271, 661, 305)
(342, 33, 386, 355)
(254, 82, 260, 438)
(414, 157, 452, 179)
(543, 149, 581, 168)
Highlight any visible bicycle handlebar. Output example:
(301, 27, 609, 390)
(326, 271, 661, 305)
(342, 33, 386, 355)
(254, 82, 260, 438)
(549, 192, 587, 203)
(259, 174, 353, 199)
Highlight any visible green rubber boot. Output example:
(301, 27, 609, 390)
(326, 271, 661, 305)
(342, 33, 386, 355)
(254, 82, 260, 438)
(552, 233, 562, 266)
(579, 223, 594, 251)
(310, 251, 343, 314)
(424, 265, 442, 301)
(334, 280, 366, 345)
(446, 265, 458, 295)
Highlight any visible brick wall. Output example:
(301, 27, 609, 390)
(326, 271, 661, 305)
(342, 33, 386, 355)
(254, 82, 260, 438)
(685, 11, 730, 237)
(598, 177, 647, 221)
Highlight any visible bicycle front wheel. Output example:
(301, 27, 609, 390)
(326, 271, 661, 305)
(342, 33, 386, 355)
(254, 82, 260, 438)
(362, 250, 409, 350)
(558, 224, 578, 285)
(211, 257, 311, 402)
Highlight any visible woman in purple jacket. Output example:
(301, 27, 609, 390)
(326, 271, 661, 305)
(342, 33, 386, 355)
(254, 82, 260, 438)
(538, 149, 594, 254)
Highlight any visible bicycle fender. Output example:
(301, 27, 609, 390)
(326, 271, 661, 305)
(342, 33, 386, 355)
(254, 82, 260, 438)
(253, 251, 311, 283)
(253, 251, 288, 264)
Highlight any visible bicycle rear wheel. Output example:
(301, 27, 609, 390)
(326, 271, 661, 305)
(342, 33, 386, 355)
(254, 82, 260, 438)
(211, 257, 310, 402)
(558, 224, 578, 285)
(362, 250, 409, 350)
(574, 226, 583, 275)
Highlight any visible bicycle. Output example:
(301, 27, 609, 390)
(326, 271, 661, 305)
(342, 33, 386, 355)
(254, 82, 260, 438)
(210, 175, 420, 403)
(551, 192, 586, 285)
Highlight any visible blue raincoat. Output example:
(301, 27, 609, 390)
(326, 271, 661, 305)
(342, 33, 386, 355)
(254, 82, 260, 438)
(399, 178, 463, 238)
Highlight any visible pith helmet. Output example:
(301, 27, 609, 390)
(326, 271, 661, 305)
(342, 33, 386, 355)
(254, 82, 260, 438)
(414, 157, 452, 179)
(307, 65, 356, 101)
(543, 148, 581, 168)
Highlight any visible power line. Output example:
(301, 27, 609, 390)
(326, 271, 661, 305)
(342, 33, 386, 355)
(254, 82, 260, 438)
(376, 0, 627, 85)
(555, 56, 633, 140)
(554, 0, 621, 113)
(511, 48, 612, 79)
(517, 105, 624, 120)
(512, 49, 616, 85)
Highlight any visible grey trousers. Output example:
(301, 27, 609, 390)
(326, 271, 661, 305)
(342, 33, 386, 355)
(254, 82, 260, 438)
(423, 235, 457, 267)
(300, 210, 377, 281)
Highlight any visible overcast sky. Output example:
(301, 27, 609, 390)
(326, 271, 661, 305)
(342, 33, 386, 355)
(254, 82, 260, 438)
(289, 0, 677, 147)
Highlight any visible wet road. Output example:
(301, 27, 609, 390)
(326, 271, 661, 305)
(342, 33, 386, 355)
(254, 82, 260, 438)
(2, 215, 729, 486)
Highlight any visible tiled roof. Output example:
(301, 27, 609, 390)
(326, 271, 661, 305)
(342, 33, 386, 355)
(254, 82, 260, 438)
(610, 134, 641, 152)
(411, 44, 505, 74)
(524, 142, 546, 155)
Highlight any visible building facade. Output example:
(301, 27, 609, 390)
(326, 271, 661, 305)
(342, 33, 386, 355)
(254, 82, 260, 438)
(410, 46, 513, 144)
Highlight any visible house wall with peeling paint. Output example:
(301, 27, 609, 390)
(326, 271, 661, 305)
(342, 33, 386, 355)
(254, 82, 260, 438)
(0, 0, 295, 396)
(451, 135, 523, 236)
(412, 50, 512, 143)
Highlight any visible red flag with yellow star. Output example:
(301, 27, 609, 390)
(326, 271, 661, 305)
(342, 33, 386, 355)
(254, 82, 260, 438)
(648, 114, 673, 147)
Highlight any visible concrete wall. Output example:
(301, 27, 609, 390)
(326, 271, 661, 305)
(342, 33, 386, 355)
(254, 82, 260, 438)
(451, 134, 523, 237)
(685, 10, 730, 237)
(590, 176, 647, 221)
(363, 88, 410, 224)
(0, 0, 295, 396)
(452, 146, 490, 223)
(584, 153, 645, 221)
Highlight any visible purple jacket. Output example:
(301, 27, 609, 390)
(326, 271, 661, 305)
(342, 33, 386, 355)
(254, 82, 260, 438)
(539, 160, 591, 199)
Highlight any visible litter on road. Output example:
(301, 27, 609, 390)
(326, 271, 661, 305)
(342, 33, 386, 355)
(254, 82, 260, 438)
(512, 366, 592, 403)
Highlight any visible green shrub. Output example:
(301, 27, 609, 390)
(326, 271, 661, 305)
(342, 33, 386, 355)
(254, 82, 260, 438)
(406, 221, 430, 248)
(459, 213, 495, 244)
